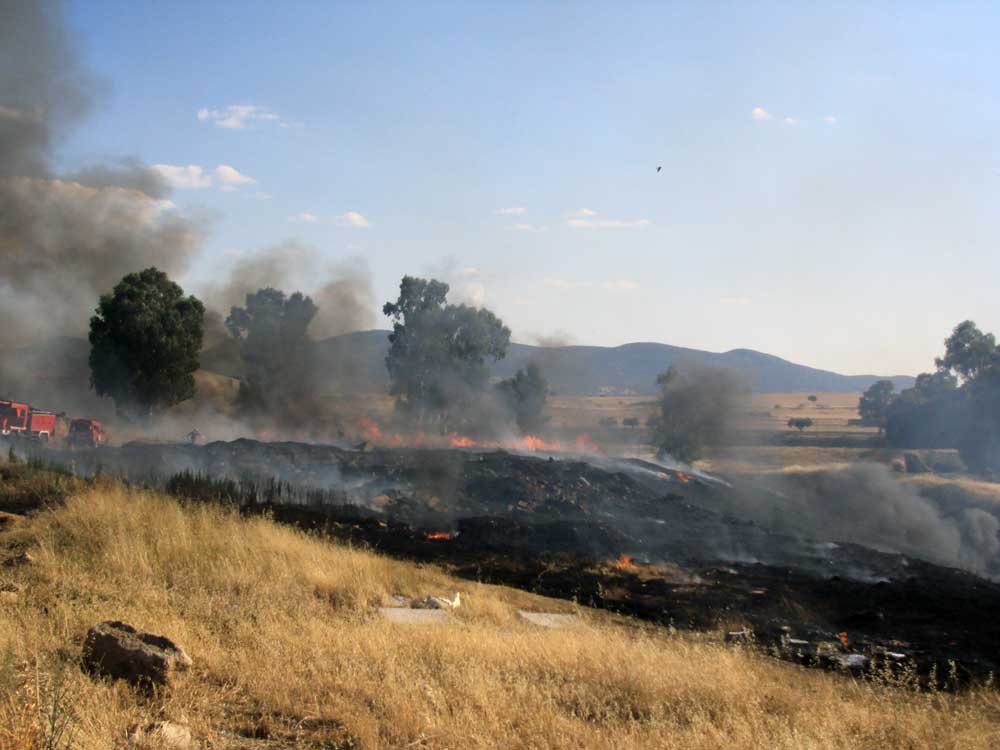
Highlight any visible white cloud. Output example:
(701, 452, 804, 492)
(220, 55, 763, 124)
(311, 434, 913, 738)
(494, 206, 527, 215)
(751, 106, 772, 121)
(510, 223, 544, 232)
(824, 115, 838, 125)
(197, 104, 283, 130)
(336, 211, 371, 228)
(151, 164, 212, 189)
(567, 217, 650, 229)
(290, 212, 318, 224)
(575, 208, 598, 217)
(214, 164, 256, 191)
(255, 191, 273, 200)
(544, 278, 639, 292)
(782, 117, 799, 126)
(456, 267, 480, 277)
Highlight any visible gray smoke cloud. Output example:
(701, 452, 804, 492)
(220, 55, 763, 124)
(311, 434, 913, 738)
(0, 0, 201, 415)
(728, 463, 1000, 578)
(200, 240, 375, 345)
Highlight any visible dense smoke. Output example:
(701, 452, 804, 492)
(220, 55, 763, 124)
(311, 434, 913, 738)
(200, 241, 375, 347)
(727, 463, 1000, 578)
(0, 0, 200, 413)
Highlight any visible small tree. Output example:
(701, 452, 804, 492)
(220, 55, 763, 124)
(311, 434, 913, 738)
(496, 362, 548, 434)
(787, 417, 813, 432)
(599, 416, 618, 427)
(623, 417, 640, 428)
(226, 288, 317, 418)
(654, 365, 744, 463)
(89, 268, 204, 421)
(807, 394, 818, 403)
(858, 379, 896, 434)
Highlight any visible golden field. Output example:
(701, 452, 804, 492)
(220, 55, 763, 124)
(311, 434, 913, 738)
(1, 464, 999, 749)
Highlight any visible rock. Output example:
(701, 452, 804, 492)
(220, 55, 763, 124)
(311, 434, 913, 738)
(128, 721, 192, 750)
(83, 621, 192, 688)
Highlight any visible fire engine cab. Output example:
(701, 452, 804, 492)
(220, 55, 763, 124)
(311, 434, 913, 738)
(67, 418, 106, 448)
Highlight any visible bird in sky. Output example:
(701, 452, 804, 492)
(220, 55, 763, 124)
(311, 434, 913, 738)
(656, 166, 662, 173)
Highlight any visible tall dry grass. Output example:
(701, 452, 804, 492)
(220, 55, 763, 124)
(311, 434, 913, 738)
(1, 481, 998, 749)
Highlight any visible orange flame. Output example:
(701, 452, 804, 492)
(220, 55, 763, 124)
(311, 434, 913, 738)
(352, 419, 601, 456)
(611, 554, 639, 573)
(425, 531, 452, 540)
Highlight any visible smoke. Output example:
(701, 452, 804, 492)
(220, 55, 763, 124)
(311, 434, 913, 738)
(0, 0, 202, 418)
(726, 463, 1000, 578)
(200, 241, 374, 345)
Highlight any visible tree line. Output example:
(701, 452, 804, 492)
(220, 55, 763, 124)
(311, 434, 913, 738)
(87, 268, 547, 435)
(858, 321, 1000, 473)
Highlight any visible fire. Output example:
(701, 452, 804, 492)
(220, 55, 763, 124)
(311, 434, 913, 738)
(352, 418, 602, 455)
(425, 531, 452, 540)
(611, 554, 639, 573)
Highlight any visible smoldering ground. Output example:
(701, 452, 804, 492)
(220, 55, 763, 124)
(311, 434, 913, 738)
(701, 463, 1000, 579)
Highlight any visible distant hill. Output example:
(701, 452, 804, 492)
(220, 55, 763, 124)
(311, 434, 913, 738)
(10, 333, 914, 407)
(306, 330, 915, 396)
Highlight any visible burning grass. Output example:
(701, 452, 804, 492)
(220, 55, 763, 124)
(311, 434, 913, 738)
(1, 474, 998, 749)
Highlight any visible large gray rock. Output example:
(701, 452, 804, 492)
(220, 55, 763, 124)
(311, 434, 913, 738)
(83, 621, 192, 688)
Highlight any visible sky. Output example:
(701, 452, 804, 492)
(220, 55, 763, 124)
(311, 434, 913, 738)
(56, 0, 1000, 376)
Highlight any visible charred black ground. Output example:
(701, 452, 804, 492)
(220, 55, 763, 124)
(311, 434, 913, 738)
(35, 438, 1000, 683)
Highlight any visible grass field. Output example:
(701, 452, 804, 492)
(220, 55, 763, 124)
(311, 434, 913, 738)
(2, 464, 999, 749)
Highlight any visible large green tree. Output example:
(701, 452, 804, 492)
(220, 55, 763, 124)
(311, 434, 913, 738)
(383, 276, 510, 426)
(225, 288, 317, 417)
(89, 267, 204, 420)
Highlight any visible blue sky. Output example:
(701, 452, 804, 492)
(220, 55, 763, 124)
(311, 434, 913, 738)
(59, 0, 1000, 375)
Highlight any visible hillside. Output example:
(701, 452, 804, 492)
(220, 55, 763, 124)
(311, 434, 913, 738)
(6, 334, 914, 408)
(310, 330, 914, 395)
(1, 463, 996, 749)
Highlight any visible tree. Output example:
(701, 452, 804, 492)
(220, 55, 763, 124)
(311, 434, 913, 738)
(599, 416, 618, 427)
(787, 417, 813, 432)
(226, 288, 317, 417)
(383, 276, 510, 427)
(858, 379, 896, 434)
(807, 395, 818, 403)
(496, 362, 548, 434)
(623, 417, 640, 428)
(653, 365, 744, 463)
(89, 267, 204, 421)
(935, 320, 999, 382)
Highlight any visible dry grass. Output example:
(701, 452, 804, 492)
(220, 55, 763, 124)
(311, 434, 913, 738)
(1, 480, 999, 749)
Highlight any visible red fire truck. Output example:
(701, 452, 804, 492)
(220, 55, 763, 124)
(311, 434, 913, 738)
(67, 418, 107, 448)
(0, 400, 59, 441)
